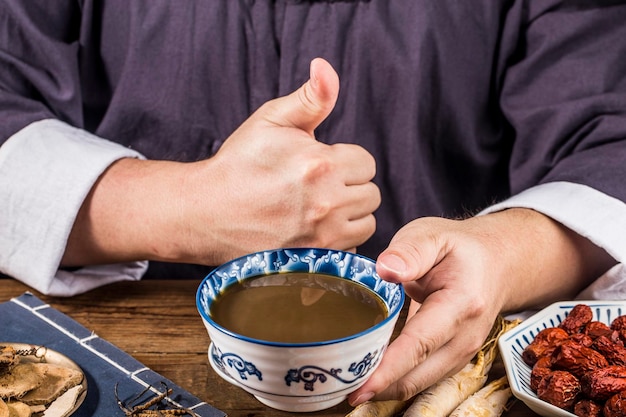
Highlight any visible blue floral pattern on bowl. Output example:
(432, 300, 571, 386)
(284, 349, 381, 391)
(196, 248, 405, 412)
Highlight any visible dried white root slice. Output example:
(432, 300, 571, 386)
(0, 398, 9, 417)
(6, 401, 31, 417)
(449, 376, 512, 417)
(402, 317, 520, 417)
(42, 385, 83, 417)
(0, 347, 19, 375)
(345, 400, 408, 417)
(28, 405, 45, 414)
(0, 364, 47, 399)
(19, 364, 83, 406)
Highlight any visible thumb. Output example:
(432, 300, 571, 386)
(264, 57, 339, 134)
(375, 221, 449, 284)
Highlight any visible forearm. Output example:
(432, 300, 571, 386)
(62, 157, 205, 267)
(0, 120, 148, 294)
(474, 208, 616, 313)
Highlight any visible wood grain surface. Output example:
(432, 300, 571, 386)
(0, 278, 540, 417)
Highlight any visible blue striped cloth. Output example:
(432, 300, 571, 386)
(0, 292, 225, 417)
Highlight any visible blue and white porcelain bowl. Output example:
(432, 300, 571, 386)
(196, 248, 405, 412)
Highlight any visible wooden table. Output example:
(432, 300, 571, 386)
(0, 278, 538, 416)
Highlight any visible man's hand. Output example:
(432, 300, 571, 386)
(63, 58, 380, 267)
(348, 208, 615, 405)
(203, 57, 380, 261)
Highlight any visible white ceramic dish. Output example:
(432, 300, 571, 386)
(0, 342, 87, 415)
(498, 300, 626, 417)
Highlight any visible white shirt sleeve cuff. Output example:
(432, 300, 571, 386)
(0, 119, 148, 296)
(479, 181, 626, 301)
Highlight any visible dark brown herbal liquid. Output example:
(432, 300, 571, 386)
(209, 272, 387, 343)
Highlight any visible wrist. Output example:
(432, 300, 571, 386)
(474, 208, 615, 312)
(63, 158, 196, 266)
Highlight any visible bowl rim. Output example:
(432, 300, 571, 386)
(196, 247, 405, 348)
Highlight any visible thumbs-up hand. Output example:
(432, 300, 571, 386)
(59, 58, 379, 269)
(195, 58, 381, 262)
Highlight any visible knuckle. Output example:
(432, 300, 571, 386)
(399, 332, 435, 365)
(297, 158, 337, 224)
(298, 83, 327, 116)
(362, 151, 377, 177)
(396, 381, 422, 401)
(363, 215, 377, 240)
(462, 295, 490, 323)
(306, 198, 333, 225)
(300, 153, 333, 183)
(373, 184, 382, 206)
(415, 338, 437, 364)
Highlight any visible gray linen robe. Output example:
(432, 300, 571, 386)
(1, 0, 625, 280)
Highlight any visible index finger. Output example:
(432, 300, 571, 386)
(348, 292, 464, 404)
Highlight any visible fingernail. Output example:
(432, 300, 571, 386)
(350, 391, 375, 406)
(380, 254, 407, 275)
